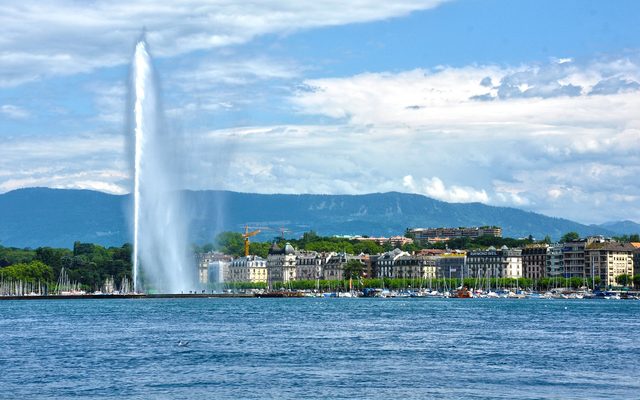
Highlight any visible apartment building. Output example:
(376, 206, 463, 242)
(227, 255, 267, 283)
(585, 242, 635, 287)
(521, 245, 548, 280)
(466, 246, 522, 279)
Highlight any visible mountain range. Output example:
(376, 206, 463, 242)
(1, 187, 638, 249)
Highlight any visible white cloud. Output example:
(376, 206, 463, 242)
(0, 0, 447, 86)
(3, 53, 640, 225)
(403, 175, 489, 203)
(0, 133, 128, 194)
(0, 104, 29, 119)
(286, 56, 640, 222)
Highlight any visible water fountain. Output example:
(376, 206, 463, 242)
(131, 39, 193, 293)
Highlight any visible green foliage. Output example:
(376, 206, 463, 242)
(0, 246, 36, 267)
(561, 232, 580, 243)
(343, 259, 365, 280)
(352, 240, 383, 255)
(219, 281, 268, 290)
(634, 275, 640, 289)
(536, 276, 600, 290)
(35, 247, 72, 277)
(615, 274, 631, 286)
(249, 242, 271, 258)
(215, 232, 245, 257)
(1, 260, 54, 283)
(305, 240, 354, 253)
(401, 242, 420, 253)
(612, 234, 640, 243)
(0, 243, 133, 291)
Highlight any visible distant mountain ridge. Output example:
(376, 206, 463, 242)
(596, 220, 640, 236)
(0, 187, 630, 248)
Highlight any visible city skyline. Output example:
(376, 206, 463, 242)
(1, 0, 639, 224)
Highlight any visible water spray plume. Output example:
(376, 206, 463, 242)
(131, 39, 192, 293)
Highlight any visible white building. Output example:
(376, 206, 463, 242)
(228, 255, 267, 283)
(585, 242, 635, 287)
(546, 244, 564, 277)
(466, 246, 522, 279)
(267, 242, 297, 287)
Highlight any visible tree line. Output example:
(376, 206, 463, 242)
(0, 242, 132, 291)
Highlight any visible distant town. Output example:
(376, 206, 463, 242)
(2, 225, 640, 299)
(196, 226, 640, 298)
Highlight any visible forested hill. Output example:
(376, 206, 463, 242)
(0, 187, 618, 248)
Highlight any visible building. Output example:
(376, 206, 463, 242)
(393, 255, 437, 281)
(466, 246, 522, 279)
(374, 249, 410, 278)
(546, 244, 564, 278)
(562, 240, 587, 279)
(372, 249, 437, 280)
(295, 250, 327, 281)
(562, 236, 609, 279)
(323, 253, 358, 281)
(409, 226, 502, 244)
(631, 243, 640, 276)
(196, 252, 232, 284)
(416, 249, 446, 256)
(338, 235, 414, 247)
(585, 242, 635, 287)
(267, 242, 297, 287)
(227, 255, 267, 283)
(521, 245, 548, 280)
(435, 252, 467, 280)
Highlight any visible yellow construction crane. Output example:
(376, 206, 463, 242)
(242, 225, 262, 257)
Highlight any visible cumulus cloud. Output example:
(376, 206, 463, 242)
(3, 52, 640, 224)
(0, 0, 447, 86)
(403, 175, 489, 203)
(589, 76, 640, 95)
(286, 55, 640, 223)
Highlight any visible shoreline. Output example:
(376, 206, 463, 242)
(0, 293, 255, 301)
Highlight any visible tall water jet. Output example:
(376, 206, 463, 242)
(131, 39, 192, 293)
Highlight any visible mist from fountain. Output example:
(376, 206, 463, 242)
(131, 40, 192, 293)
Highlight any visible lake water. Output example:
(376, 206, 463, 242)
(1, 298, 638, 399)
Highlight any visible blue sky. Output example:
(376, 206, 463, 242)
(1, 0, 640, 224)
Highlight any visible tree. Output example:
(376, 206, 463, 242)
(633, 275, 640, 289)
(542, 235, 552, 244)
(401, 243, 420, 253)
(1, 260, 54, 283)
(352, 240, 383, 255)
(300, 231, 320, 246)
(561, 232, 580, 243)
(615, 274, 631, 287)
(249, 242, 270, 258)
(343, 259, 365, 280)
(35, 247, 72, 277)
(215, 232, 245, 257)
